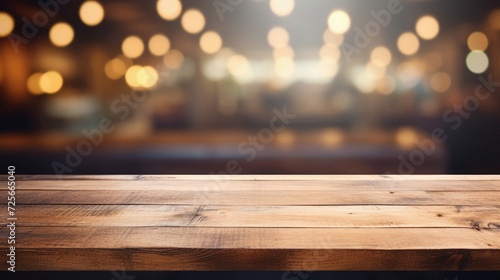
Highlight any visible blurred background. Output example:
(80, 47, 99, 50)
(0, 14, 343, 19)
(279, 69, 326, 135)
(1, 0, 500, 174)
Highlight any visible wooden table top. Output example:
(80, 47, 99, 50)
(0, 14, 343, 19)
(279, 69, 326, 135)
(1, 175, 499, 271)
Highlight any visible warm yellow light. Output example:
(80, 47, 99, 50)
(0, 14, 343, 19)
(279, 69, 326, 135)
(105, 57, 127, 80)
(397, 32, 419, 56)
(122, 36, 144, 59)
(270, 0, 294, 17)
(370, 46, 392, 67)
(157, 0, 182, 21)
(203, 55, 230, 81)
(351, 67, 376, 93)
(430, 71, 451, 93)
(467, 32, 488, 51)
(273, 45, 294, 60)
(415, 15, 439, 40)
(466, 50, 489, 74)
(319, 45, 340, 62)
(328, 10, 350, 34)
(79, 1, 104, 26)
(274, 57, 294, 78)
(199, 31, 223, 54)
(319, 59, 339, 78)
(0, 12, 14, 37)
(163, 49, 184, 69)
(148, 34, 170, 56)
(137, 66, 158, 88)
(227, 55, 250, 76)
(27, 73, 44, 95)
(366, 62, 386, 80)
(275, 130, 296, 147)
(396, 127, 418, 149)
(323, 29, 344, 46)
(320, 128, 344, 147)
(267, 27, 289, 49)
(181, 9, 205, 34)
(39, 71, 63, 94)
(49, 22, 74, 47)
(125, 65, 142, 88)
(376, 76, 396, 95)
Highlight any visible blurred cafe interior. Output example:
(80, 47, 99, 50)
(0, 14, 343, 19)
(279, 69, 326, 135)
(1, 0, 500, 175)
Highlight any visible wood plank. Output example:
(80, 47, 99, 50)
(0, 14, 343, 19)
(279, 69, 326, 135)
(7, 190, 500, 205)
(13, 179, 500, 191)
(5, 248, 500, 271)
(2, 205, 499, 229)
(3, 174, 500, 181)
(1, 227, 498, 250)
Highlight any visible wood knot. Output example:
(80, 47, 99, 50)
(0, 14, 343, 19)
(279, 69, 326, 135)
(470, 222, 481, 231)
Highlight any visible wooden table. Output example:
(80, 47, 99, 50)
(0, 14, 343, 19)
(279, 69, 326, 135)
(1, 175, 499, 271)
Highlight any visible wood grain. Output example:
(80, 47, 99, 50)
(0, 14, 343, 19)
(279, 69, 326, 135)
(3, 174, 500, 181)
(1, 175, 500, 271)
(7, 190, 500, 206)
(14, 179, 500, 191)
(2, 205, 499, 229)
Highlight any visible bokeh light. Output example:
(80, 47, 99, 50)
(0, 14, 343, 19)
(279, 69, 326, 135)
(157, 0, 182, 21)
(366, 62, 386, 80)
(318, 59, 339, 79)
(275, 130, 296, 147)
(415, 15, 439, 40)
(125, 65, 143, 88)
(137, 66, 159, 88)
(267, 27, 289, 49)
(49, 22, 74, 47)
(0, 12, 14, 37)
(269, 0, 295, 17)
(163, 49, 184, 69)
(148, 34, 170, 56)
(351, 67, 376, 93)
(430, 71, 451, 92)
(370, 46, 392, 67)
(199, 31, 223, 54)
(227, 55, 250, 77)
(396, 127, 418, 149)
(122, 36, 144, 59)
(328, 10, 351, 34)
(79, 1, 105, 26)
(319, 45, 340, 62)
(274, 57, 295, 78)
(273, 45, 294, 60)
(320, 128, 345, 147)
(105, 57, 127, 80)
(467, 32, 488, 51)
(397, 32, 419, 56)
(39, 71, 64, 94)
(27, 73, 44, 95)
(181, 9, 205, 34)
(203, 52, 231, 81)
(376, 76, 396, 95)
(466, 50, 489, 74)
